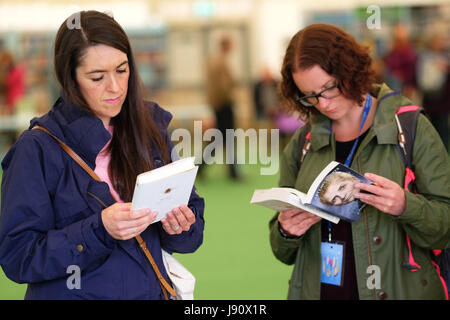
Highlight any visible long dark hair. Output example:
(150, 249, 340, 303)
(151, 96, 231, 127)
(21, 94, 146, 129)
(54, 10, 169, 201)
(280, 24, 376, 119)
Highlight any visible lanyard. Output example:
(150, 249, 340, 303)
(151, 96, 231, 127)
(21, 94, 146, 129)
(343, 93, 372, 166)
(327, 93, 372, 241)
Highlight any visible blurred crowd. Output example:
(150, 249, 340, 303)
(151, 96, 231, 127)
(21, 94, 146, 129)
(378, 24, 449, 150)
(0, 22, 449, 157)
(252, 23, 449, 152)
(0, 49, 25, 116)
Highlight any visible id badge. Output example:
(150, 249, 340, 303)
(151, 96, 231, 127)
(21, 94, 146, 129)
(320, 241, 345, 286)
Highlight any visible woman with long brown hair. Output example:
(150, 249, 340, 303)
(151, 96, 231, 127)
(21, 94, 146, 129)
(0, 11, 204, 299)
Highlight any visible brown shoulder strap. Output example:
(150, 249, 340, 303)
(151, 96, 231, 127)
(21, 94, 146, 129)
(34, 126, 100, 180)
(32, 125, 176, 299)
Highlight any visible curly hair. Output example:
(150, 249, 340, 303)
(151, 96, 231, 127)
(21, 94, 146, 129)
(280, 24, 376, 119)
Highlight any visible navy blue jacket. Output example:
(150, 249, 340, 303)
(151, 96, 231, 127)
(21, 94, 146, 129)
(0, 95, 205, 299)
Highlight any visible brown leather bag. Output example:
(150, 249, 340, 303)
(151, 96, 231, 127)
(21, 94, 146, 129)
(33, 125, 177, 299)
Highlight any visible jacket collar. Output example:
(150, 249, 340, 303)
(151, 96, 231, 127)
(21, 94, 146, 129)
(370, 83, 418, 145)
(29, 92, 111, 167)
(308, 82, 416, 150)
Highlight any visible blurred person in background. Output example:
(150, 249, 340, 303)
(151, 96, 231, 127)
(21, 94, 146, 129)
(363, 38, 385, 84)
(203, 34, 241, 180)
(417, 32, 449, 152)
(269, 23, 450, 300)
(0, 47, 9, 107)
(253, 66, 279, 122)
(272, 109, 304, 151)
(0, 50, 26, 153)
(253, 67, 303, 150)
(0, 51, 25, 115)
(0, 10, 205, 300)
(384, 24, 418, 100)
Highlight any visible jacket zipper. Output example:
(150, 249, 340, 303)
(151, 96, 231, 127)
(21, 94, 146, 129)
(87, 192, 108, 209)
(358, 156, 376, 300)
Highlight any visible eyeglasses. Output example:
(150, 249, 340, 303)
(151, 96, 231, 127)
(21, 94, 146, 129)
(296, 83, 341, 107)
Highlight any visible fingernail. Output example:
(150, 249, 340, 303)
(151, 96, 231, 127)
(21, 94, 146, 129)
(354, 183, 361, 188)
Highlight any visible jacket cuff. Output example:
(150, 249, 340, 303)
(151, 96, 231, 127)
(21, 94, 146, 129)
(394, 191, 421, 225)
(159, 203, 204, 253)
(62, 213, 114, 269)
(271, 221, 304, 247)
(94, 211, 117, 249)
(278, 222, 304, 240)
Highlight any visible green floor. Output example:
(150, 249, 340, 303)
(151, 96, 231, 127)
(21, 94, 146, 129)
(0, 163, 292, 300)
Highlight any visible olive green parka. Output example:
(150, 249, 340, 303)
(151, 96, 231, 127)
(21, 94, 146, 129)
(269, 83, 450, 300)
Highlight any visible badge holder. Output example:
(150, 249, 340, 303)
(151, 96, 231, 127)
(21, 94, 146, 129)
(320, 222, 345, 287)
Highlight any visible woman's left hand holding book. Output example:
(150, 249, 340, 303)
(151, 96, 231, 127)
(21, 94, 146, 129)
(160, 205, 196, 235)
(278, 208, 322, 238)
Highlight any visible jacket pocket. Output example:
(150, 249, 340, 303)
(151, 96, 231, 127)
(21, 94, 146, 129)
(69, 248, 125, 299)
(287, 242, 306, 299)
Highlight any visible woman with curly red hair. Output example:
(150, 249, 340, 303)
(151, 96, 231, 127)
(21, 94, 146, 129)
(269, 24, 450, 300)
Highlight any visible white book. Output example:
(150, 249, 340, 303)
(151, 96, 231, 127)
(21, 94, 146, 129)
(131, 157, 198, 223)
(251, 187, 340, 224)
(250, 161, 374, 223)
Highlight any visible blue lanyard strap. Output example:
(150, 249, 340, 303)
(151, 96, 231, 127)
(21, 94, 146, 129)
(327, 93, 372, 238)
(343, 93, 372, 166)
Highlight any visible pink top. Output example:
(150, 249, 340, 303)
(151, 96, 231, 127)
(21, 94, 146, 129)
(94, 125, 123, 203)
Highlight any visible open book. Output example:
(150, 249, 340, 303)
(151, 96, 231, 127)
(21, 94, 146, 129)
(250, 161, 373, 223)
(131, 157, 198, 223)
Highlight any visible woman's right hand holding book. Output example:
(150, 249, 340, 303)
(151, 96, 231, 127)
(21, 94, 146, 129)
(102, 203, 158, 240)
(278, 208, 322, 237)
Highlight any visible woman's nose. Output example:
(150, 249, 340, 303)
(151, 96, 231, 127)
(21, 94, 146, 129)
(107, 74, 120, 92)
(317, 96, 332, 109)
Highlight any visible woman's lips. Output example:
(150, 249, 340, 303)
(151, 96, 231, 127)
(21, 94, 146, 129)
(326, 107, 338, 114)
(105, 97, 121, 104)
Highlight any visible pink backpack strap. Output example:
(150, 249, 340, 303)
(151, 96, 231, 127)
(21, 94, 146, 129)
(431, 260, 449, 300)
(394, 106, 420, 158)
(402, 169, 421, 272)
(396, 106, 449, 299)
(404, 168, 416, 194)
(300, 134, 311, 164)
(396, 105, 420, 114)
(299, 129, 311, 165)
(396, 106, 422, 272)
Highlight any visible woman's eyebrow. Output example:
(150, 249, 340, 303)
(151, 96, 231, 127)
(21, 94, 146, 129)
(321, 80, 334, 89)
(304, 79, 335, 95)
(85, 60, 128, 75)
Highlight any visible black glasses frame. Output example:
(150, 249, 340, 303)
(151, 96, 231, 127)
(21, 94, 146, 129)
(296, 83, 341, 107)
